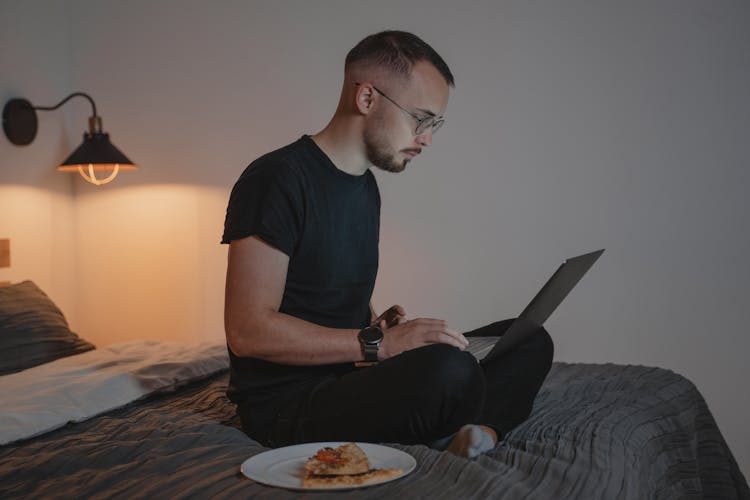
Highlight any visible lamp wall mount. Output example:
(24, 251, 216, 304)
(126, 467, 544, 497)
(2, 98, 38, 145)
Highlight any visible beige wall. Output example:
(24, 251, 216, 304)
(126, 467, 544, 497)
(1, 0, 748, 474)
(70, 185, 227, 345)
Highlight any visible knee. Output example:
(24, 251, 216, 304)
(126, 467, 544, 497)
(409, 344, 485, 406)
(421, 343, 482, 379)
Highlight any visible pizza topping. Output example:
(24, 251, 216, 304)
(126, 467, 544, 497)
(304, 443, 370, 476)
(312, 447, 347, 466)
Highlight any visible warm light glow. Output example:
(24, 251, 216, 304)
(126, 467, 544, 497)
(57, 163, 138, 172)
(77, 164, 119, 185)
(57, 163, 137, 186)
(72, 184, 229, 346)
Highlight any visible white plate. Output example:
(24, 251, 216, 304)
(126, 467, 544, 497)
(240, 442, 416, 491)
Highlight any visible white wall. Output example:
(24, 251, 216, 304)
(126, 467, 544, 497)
(0, 1, 77, 321)
(2, 0, 748, 475)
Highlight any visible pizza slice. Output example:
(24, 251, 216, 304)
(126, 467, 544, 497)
(304, 443, 370, 476)
(302, 443, 403, 488)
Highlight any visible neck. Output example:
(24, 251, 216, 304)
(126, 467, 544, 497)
(311, 116, 370, 176)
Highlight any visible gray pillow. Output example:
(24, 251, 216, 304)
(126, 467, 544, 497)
(0, 280, 95, 375)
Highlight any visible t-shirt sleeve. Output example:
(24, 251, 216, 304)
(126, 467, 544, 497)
(221, 163, 303, 257)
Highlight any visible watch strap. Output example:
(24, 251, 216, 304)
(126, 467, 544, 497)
(362, 343, 379, 362)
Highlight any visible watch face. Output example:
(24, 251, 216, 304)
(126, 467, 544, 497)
(360, 326, 383, 344)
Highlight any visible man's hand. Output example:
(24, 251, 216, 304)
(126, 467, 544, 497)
(371, 304, 406, 329)
(379, 318, 469, 360)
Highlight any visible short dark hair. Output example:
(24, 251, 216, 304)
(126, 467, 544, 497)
(345, 30, 455, 87)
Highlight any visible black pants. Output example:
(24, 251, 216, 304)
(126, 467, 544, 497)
(241, 318, 554, 448)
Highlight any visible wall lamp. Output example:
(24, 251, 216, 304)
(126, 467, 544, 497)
(2, 92, 137, 185)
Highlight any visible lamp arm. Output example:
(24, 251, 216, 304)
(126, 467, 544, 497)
(32, 92, 98, 118)
(32, 92, 103, 134)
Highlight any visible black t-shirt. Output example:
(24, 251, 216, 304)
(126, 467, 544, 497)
(221, 135, 380, 416)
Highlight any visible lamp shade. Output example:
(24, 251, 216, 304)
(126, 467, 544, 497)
(57, 132, 137, 172)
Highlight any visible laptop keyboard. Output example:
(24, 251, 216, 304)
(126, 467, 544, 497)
(466, 336, 501, 361)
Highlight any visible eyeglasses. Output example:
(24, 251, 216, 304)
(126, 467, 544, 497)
(354, 82, 445, 136)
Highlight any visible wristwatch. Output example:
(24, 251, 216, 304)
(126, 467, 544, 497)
(357, 325, 384, 363)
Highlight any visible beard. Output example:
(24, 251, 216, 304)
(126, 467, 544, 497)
(363, 114, 408, 173)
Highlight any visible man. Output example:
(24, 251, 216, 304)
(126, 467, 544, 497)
(222, 30, 553, 458)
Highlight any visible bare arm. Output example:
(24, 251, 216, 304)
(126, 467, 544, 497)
(225, 235, 469, 365)
(224, 235, 361, 365)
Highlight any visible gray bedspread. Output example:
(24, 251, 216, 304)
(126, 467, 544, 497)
(1, 362, 747, 499)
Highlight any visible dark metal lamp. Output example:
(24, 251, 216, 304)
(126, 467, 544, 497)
(2, 92, 137, 185)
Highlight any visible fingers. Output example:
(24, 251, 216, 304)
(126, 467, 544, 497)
(404, 318, 469, 349)
(438, 327, 469, 350)
(381, 317, 469, 359)
(373, 311, 400, 329)
(384, 305, 405, 327)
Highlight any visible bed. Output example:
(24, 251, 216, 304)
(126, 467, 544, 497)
(1, 281, 748, 499)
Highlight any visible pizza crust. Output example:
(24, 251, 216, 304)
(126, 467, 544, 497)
(302, 468, 403, 487)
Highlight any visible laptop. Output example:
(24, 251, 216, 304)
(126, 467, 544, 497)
(467, 249, 604, 364)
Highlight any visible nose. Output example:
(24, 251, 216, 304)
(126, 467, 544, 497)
(415, 128, 433, 147)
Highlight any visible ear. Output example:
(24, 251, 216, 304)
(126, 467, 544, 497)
(354, 83, 376, 115)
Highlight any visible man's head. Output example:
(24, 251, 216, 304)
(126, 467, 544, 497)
(344, 31, 454, 173)
(345, 31, 454, 88)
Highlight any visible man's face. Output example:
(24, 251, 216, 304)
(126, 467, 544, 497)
(363, 61, 450, 173)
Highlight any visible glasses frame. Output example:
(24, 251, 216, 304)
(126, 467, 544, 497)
(354, 82, 444, 136)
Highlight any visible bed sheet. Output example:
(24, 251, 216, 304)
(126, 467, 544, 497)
(1, 360, 747, 499)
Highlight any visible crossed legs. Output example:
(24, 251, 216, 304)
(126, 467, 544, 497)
(247, 318, 554, 454)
